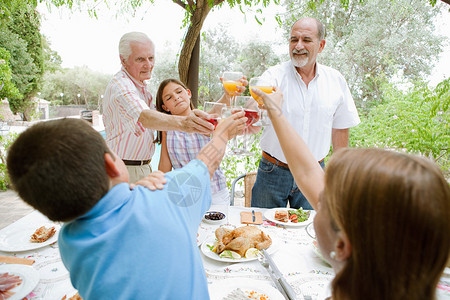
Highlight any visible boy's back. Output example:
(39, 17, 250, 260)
(7, 115, 246, 300)
(60, 160, 211, 299)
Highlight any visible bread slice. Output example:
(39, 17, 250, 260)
(274, 210, 289, 222)
(30, 226, 56, 243)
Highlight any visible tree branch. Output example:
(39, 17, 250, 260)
(173, 0, 187, 9)
(212, 0, 225, 6)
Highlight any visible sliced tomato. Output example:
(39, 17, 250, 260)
(289, 214, 298, 222)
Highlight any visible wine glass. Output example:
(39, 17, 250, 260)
(222, 106, 247, 156)
(203, 102, 226, 129)
(222, 71, 244, 105)
(235, 96, 260, 127)
(229, 96, 260, 156)
(249, 77, 275, 126)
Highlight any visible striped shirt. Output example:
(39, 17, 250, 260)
(103, 68, 155, 160)
(166, 131, 227, 193)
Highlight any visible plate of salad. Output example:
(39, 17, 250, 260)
(264, 208, 312, 227)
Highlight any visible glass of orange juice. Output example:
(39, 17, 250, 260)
(222, 71, 244, 105)
(249, 77, 275, 126)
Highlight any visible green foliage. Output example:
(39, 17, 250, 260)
(0, 132, 18, 191)
(0, 0, 37, 21)
(0, 28, 39, 114)
(0, 3, 44, 120)
(198, 25, 241, 103)
(0, 47, 22, 100)
(238, 40, 285, 80)
(220, 131, 262, 189)
(40, 66, 111, 108)
(41, 35, 62, 73)
(350, 78, 450, 177)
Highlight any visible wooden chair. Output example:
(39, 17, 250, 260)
(230, 172, 257, 207)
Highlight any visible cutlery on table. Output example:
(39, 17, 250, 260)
(257, 252, 289, 299)
(260, 249, 298, 300)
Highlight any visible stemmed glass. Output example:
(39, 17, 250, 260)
(222, 71, 244, 106)
(227, 96, 260, 156)
(249, 77, 275, 126)
(203, 102, 226, 129)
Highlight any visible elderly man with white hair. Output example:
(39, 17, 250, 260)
(103, 32, 215, 183)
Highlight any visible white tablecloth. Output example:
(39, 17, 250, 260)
(202, 206, 334, 300)
(0, 211, 77, 299)
(1, 207, 449, 300)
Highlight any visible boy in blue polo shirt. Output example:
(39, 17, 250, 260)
(7, 114, 245, 300)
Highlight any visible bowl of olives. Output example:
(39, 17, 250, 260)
(202, 211, 226, 225)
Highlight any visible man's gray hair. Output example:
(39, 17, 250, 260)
(119, 32, 153, 60)
(316, 19, 325, 40)
(291, 18, 326, 40)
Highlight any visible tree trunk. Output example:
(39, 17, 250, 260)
(175, 0, 225, 106)
(178, 0, 212, 92)
(187, 36, 200, 107)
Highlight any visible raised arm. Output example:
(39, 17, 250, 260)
(158, 131, 173, 173)
(196, 111, 246, 178)
(251, 87, 324, 210)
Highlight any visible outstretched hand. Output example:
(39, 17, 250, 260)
(131, 170, 167, 191)
(251, 87, 283, 118)
(181, 109, 215, 135)
(214, 111, 247, 141)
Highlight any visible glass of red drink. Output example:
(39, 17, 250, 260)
(228, 97, 262, 156)
(203, 102, 225, 131)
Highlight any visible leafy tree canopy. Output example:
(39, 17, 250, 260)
(40, 66, 111, 108)
(0, 28, 39, 108)
(350, 78, 449, 176)
(1, 3, 44, 120)
(0, 48, 21, 101)
(41, 35, 62, 73)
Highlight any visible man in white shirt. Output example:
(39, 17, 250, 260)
(251, 18, 360, 209)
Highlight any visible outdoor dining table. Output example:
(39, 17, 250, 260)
(1, 206, 449, 300)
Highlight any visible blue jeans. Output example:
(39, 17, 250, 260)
(251, 156, 325, 209)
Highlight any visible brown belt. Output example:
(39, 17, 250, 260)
(262, 151, 324, 169)
(123, 159, 151, 166)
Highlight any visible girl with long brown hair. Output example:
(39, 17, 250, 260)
(252, 87, 450, 300)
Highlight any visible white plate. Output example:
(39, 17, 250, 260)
(209, 278, 285, 300)
(0, 264, 40, 300)
(201, 231, 278, 263)
(264, 208, 312, 227)
(0, 223, 60, 252)
(287, 273, 333, 300)
(197, 226, 208, 247)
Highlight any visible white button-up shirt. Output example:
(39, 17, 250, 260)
(260, 61, 360, 163)
(103, 68, 155, 160)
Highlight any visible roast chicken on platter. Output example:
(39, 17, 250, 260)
(215, 225, 272, 257)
